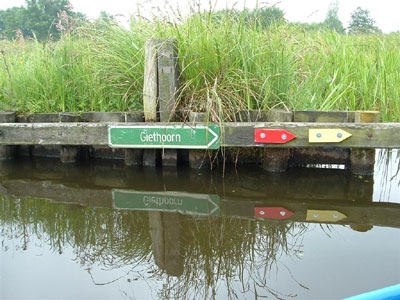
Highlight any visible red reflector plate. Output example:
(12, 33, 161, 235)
(254, 207, 294, 219)
(254, 129, 296, 144)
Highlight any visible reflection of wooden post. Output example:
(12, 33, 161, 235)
(149, 211, 165, 269)
(158, 39, 179, 167)
(263, 109, 293, 172)
(0, 112, 16, 160)
(350, 111, 380, 175)
(148, 212, 183, 276)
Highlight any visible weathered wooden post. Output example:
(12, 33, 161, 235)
(350, 111, 380, 175)
(59, 112, 81, 163)
(142, 39, 162, 166)
(189, 111, 210, 169)
(19, 113, 61, 158)
(158, 39, 179, 167)
(124, 111, 144, 166)
(81, 112, 125, 160)
(0, 112, 16, 160)
(262, 109, 293, 172)
(292, 111, 351, 168)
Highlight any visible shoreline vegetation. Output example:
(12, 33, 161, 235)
(1, 7, 399, 122)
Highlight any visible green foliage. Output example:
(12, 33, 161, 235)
(0, 0, 86, 41)
(323, 1, 345, 34)
(348, 7, 381, 35)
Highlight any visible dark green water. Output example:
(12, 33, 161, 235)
(1, 150, 399, 300)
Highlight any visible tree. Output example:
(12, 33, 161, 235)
(0, 7, 27, 39)
(248, 7, 285, 28)
(348, 7, 381, 34)
(323, 1, 344, 33)
(0, 1, 87, 41)
(24, 0, 72, 40)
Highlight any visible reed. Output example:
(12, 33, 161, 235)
(1, 6, 399, 121)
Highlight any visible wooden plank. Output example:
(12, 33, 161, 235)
(225, 122, 400, 148)
(0, 123, 108, 145)
(350, 111, 381, 175)
(0, 122, 399, 148)
(294, 110, 350, 122)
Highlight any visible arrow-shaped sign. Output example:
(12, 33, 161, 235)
(254, 206, 294, 219)
(306, 209, 347, 222)
(254, 129, 296, 144)
(109, 124, 220, 149)
(112, 189, 220, 216)
(309, 128, 352, 143)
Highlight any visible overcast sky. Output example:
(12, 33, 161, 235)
(1, 0, 399, 33)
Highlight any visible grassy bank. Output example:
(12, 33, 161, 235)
(1, 10, 399, 121)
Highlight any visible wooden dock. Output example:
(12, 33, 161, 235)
(0, 121, 398, 148)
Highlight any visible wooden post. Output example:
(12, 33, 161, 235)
(189, 111, 210, 169)
(0, 112, 16, 160)
(158, 39, 179, 167)
(158, 39, 179, 123)
(263, 109, 293, 172)
(143, 39, 162, 167)
(124, 111, 144, 166)
(81, 112, 125, 160)
(291, 110, 351, 168)
(59, 112, 81, 163)
(143, 39, 161, 122)
(21, 113, 61, 158)
(350, 111, 380, 175)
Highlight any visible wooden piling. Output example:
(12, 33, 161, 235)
(124, 112, 145, 166)
(188, 111, 210, 169)
(143, 39, 162, 167)
(19, 113, 61, 158)
(81, 112, 125, 160)
(158, 39, 179, 123)
(59, 113, 81, 163)
(263, 109, 293, 172)
(143, 39, 161, 122)
(291, 110, 351, 168)
(350, 111, 380, 175)
(158, 39, 179, 167)
(0, 112, 16, 160)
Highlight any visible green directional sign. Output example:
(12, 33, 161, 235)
(113, 189, 220, 216)
(108, 124, 220, 149)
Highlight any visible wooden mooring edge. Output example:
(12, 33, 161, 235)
(0, 121, 399, 149)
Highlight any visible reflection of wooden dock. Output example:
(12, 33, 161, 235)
(1, 176, 399, 229)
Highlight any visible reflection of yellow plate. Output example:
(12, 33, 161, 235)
(306, 209, 347, 222)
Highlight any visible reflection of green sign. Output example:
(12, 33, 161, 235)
(113, 189, 220, 216)
(108, 125, 220, 149)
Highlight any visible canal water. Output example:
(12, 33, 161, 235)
(1, 149, 399, 300)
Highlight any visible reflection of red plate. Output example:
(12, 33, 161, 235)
(254, 207, 294, 219)
(254, 129, 296, 144)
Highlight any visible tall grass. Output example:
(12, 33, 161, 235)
(1, 7, 399, 121)
(0, 21, 146, 112)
